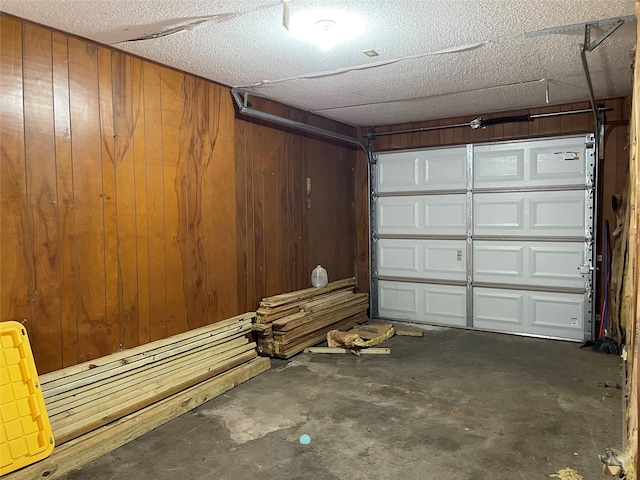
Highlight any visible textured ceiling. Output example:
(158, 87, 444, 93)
(0, 0, 635, 127)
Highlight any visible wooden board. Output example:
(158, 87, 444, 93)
(304, 347, 390, 355)
(273, 296, 368, 333)
(160, 67, 188, 337)
(273, 301, 369, 344)
(52, 348, 257, 444)
(68, 37, 109, 364)
(112, 52, 140, 349)
(4, 358, 271, 480)
(44, 336, 251, 415)
(273, 311, 368, 358)
(40, 313, 254, 385)
(35, 312, 260, 446)
(260, 278, 356, 307)
(394, 329, 424, 337)
(141, 60, 168, 342)
(0, 17, 30, 340)
(623, 7, 639, 475)
(23, 24, 62, 371)
(97, 45, 119, 365)
(52, 32, 78, 368)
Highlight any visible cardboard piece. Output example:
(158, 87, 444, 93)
(349, 323, 393, 340)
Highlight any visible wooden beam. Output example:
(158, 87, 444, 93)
(260, 278, 356, 307)
(44, 331, 251, 401)
(4, 358, 271, 480)
(304, 347, 390, 355)
(273, 311, 368, 358)
(45, 336, 251, 416)
(40, 314, 254, 385)
(394, 329, 424, 337)
(53, 349, 258, 444)
(49, 341, 254, 428)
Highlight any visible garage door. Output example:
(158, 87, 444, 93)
(372, 135, 595, 341)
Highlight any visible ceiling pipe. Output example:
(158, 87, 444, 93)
(230, 88, 368, 154)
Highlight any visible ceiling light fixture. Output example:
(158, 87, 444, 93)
(286, 9, 364, 51)
(362, 49, 379, 57)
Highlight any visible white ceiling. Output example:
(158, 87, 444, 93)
(0, 0, 636, 127)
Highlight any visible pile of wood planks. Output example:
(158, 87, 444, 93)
(6, 313, 270, 480)
(254, 278, 369, 358)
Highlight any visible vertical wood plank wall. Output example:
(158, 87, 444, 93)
(622, 4, 639, 475)
(0, 16, 243, 373)
(234, 98, 358, 312)
(355, 99, 631, 310)
(0, 15, 360, 374)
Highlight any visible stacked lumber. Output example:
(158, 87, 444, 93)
(254, 278, 369, 358)
(6, 313, 270, 480)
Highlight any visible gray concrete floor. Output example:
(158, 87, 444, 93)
(65, 325, 622, 480)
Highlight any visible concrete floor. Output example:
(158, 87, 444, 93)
(65, 325, 622, 480)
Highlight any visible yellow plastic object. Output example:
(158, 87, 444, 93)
(0, 321, 54, 475)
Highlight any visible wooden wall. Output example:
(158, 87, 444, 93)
(0, 14, 360, 374)
(234, 98, 358, 312)
(622, 4, 639, 476)
(355, 99, 631, 315)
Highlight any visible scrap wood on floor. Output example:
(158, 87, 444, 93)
(303, 347, 390, 354)
(306, 322, 425, 356)
(326, 323, 394, 355)
(252, 278, 369, 359)
(394, 328, 424, 337)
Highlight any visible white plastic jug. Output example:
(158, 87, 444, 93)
(311, 265, 328, 288)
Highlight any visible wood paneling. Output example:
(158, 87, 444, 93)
(52, 32, 77, 368)
(356, 99, 630, 322)
(22, 24, 61, 369)
(141, 62, 168, 343)
(0, 17, 30, 337)
(160, 67, 188, 338)
(1, 14, 359, 374)
(0, 16, 239, 373)
(621, 5, 639, 474)
(234, 98, 358, 312)
(96, 45, 118, 360)
(68, 37, 110, 364)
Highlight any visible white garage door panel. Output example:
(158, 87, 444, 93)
(378, 280, 466, 326)
(473, 190, 585, 237)
(378, 238, 466, 281)
(530, 292, 584, 335)
(474, 138, 586, 189)
(377, 195, 466, 235)
(377, 147, 467, 192)
(473, 241, 585, 288)
(474, 288, 524, 327)
(474, 148, 525, 187)
(378, 197, 419, 233)
(530, 145, 585, 184)
(378, 154, 419, 191)
(474, 288, 584, 340)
